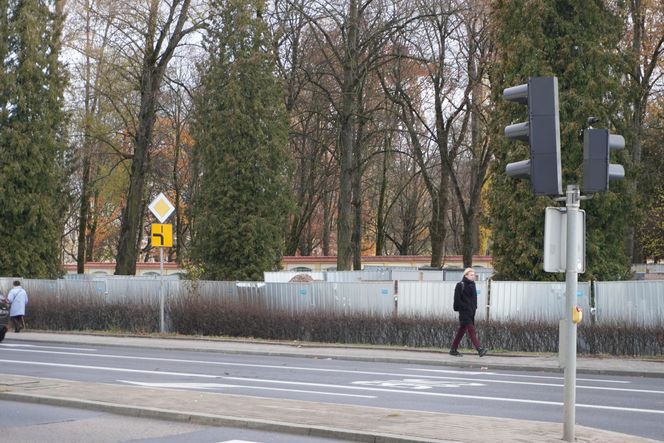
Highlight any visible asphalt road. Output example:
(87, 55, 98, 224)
(1, 340, 662, 440)
(0, 400, 346, 443)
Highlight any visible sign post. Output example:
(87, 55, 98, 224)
(149, 193, 175, 334)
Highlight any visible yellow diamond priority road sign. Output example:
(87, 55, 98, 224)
(149, 192, 175, 223)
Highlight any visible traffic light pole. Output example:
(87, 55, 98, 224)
(502, 76, 623, 441)
(562, 184, 580, 442)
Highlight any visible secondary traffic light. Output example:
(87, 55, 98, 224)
(582, 128, 625, 193)
(504, 76, 562, 196)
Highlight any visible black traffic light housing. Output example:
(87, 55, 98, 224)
(504, 76, 562, 196)
(582, 128, 625, 193)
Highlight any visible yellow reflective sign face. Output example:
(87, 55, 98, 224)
(148, 193, 175, 223)
(151, 223, 173, 247)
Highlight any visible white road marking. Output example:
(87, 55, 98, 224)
(1, 358, 662, 416)
(0, 359, 219, 378)
(215, 376, 664, 415)
(352, 379, 485, 389)
(0, 344, 97, 352)
(118, 380, 376, 398)
(406, 367, 630, 384)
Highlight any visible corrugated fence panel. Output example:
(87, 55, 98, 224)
(6, 276, 662, 326)
(2, 278, 58, 297)
(392, 270, 446, 281)
(595, 281, 664, 326)
(397, 281, 488, 320)
(191, 281, 237, 299)
(261, 282, 393, 315)
(489, 281, 591, 323)
(263, 272, 325, 282)
(421, 271, 446, 281)
(309, 282, 343, 313)
(444, 271, 464, 282)
(360, 270, 392, 281)
(325, 271, 364, 282)
(263, 282, 343, 314)
(57, 279, 107, 298)
(398, 282, 456, 319)
(474, 269, 493, 281)
(336, 282, 395, 316)
(103, 278, 162, 303)
(392, 270, 421, 281)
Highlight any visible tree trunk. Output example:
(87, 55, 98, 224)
(286, 212, 303, 255)
(336, 0, 360, 271)
(351, 152, 362, 270)
(86, 188, 99, 262)
(337, 111, 354, 270)
(115, 68, 160, 275)
(462, 206, 475, 268)
(76, 154, 91, 273)
(76, 0, 97, 273)
(626, 0, 643, 264)
(351, 109, 365, 270)
(114, 0, 193, 274)
(430, 190, 447, 267)
(375, 149, 389, 255)
(322, 189, 332, 256)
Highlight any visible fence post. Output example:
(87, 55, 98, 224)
(393, 280, 399, 318)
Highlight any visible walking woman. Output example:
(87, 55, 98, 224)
(7, 280, 28, 332)
(449, 268, 487, 357)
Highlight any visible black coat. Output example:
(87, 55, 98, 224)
(453, 276, 477, 313)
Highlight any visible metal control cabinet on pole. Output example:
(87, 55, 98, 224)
(502, 76, 625, 442)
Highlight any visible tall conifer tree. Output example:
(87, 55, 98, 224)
(0, 0, 68, 278)
(488, 0, 631, 280)
(190, 0, 292, 280)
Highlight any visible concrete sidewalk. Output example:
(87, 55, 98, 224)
(1, 332, 662, 443)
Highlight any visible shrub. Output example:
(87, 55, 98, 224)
(24, 292, 663, 356)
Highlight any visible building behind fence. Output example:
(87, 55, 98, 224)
(2, 275, 662, 328)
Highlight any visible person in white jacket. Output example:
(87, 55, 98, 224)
(7, 280, 28, 332)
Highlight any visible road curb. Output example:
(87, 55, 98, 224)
(0, 391, 447, 443)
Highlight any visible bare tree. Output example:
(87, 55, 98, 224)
(383, 0, 478, 267)
(623, 0, 664, 262)
(284, 0, 414, 269)
(65, 0, 126, 270)
(446, 0, 492, 267)
(64, 0, 203, 273)
(113, 0, 200, 275)
(152, 64, 197, 263)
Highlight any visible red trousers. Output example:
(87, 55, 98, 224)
(451, 323, 481, 350)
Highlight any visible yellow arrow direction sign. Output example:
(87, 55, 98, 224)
(151, 223, 173, 247)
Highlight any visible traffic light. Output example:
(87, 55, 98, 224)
(504, 76, 562, 196)
(582, 128, 625, 193)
